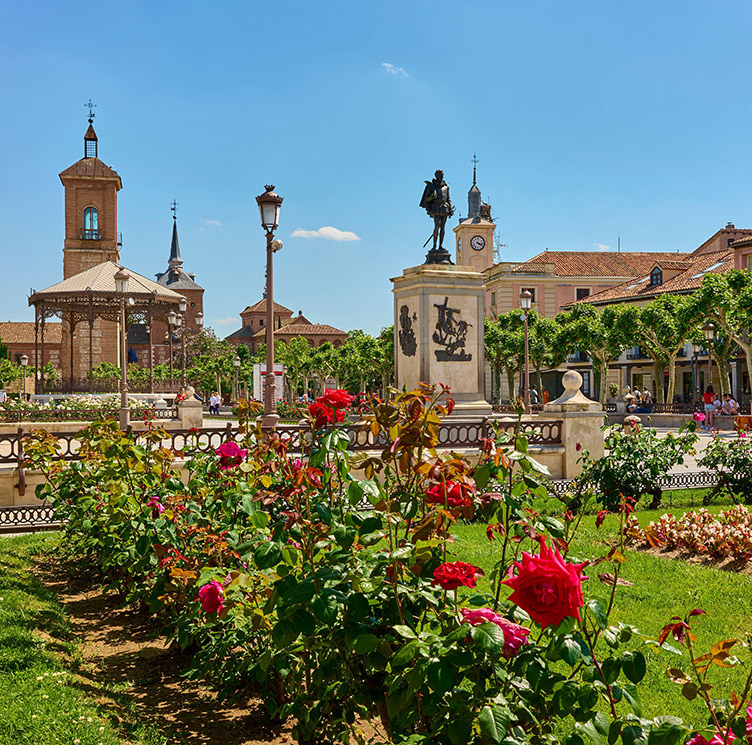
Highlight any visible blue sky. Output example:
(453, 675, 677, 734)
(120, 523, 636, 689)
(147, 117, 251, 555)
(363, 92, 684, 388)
(2, 0, 752, 335)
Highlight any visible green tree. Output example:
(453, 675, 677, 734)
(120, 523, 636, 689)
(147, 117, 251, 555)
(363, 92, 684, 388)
(375, 325, 394, 397)
(558, 304, 630, 405)
(275, 336, 313, 399)
(484, 314, 524, 403)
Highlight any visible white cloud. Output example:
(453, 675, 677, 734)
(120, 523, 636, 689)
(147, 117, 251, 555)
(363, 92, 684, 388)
(201, 219, 221, 227)
(382, 62, 409, 77)
(291, 226, 361, 242)
(593, 242, 611, 251)
(214, 317, 237, 325)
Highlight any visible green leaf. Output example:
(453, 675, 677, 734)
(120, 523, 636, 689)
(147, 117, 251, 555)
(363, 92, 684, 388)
(346, 592, 369, 620)
(311, 593, 339, 625)
(470, 622, 505, 654)
(359, 516, 382, 536)
(647, 721, 685, 745)
(352, 633, 379, 655)
(254, 541, 282, 569)
(392, 624, 417, 639)
(587, 598, 608, 629)
(478, 703, 511, 743)
(622, 651, 647, 684)
(291, 607, 316, 636)
(474, 463, 492, 490)
(622, 683, 642, 717)
(392, 639, 420, 667)
(560, 637, 582, 666)
(427, 659, 454, 694)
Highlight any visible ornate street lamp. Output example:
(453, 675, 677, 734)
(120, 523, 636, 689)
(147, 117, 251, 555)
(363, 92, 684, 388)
(167, 310, 177, 385)
(114, 268, 131, 430)
(703, 321, 715, 394)
(255, 185, 284, 432)
(178, 298, 188, 388)
(520, 289, 533, 413)
(19, 354, 28, 401)
(195, 311, 203, 328)
(687, 341, 699, 405)
(233, 355, 241, 400)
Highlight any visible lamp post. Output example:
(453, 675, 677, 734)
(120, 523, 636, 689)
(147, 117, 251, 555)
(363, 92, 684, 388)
(178, 298, 188, 388)
(688, 341, 699, 405)
(114, 268, 131, 431)
(703, 321, 715, 394)
(233, 355, 241, 400)
(520, 289, 533, 413)
(167, 310, 177, 385)
(19, 354, 28, 401)
(255, 185, 284, 432)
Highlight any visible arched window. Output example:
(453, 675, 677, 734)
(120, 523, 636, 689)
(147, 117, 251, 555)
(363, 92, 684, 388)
(83, 207, 99, 239)
(650, 267, 662, 286)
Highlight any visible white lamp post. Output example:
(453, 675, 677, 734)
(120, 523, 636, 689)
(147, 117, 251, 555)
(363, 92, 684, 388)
(19, 354, 28, 401)
(114, 268, 131, 430)
(520, 289, 533, 413)
(233, 355, 241, 400)
(256, 185, 283, 432)
(703, 321, 715, 394)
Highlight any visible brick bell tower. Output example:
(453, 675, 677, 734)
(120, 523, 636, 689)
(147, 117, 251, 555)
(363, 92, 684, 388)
(58, 107, 123, 384)
(60, 111, 123, 278)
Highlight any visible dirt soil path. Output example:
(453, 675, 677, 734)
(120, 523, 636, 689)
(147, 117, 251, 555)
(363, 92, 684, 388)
(36, 557, 297, 745)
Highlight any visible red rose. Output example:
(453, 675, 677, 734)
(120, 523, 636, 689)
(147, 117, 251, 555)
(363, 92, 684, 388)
(425, 481, 474, 508)
(432, 561, 480, 591)
(502, 538, 588, 629)
(320, 389, 355, 410)
(308, 401, 346, 429)
(197, 580, 224, 614)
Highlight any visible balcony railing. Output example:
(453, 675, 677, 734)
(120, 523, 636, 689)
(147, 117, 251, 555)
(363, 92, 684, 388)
(80, 229, 100, 240)
(568, 352, 590, 363)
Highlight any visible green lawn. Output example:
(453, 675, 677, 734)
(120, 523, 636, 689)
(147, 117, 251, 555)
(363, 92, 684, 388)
(0, 533, 167, 745)
(452, 505, 752, 725)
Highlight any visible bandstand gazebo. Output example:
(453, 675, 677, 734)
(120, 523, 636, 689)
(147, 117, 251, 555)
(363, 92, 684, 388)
(28, 261, 187, 394)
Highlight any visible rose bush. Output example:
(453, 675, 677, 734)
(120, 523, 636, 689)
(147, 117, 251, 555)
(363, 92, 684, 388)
(26, 385, 718, 745)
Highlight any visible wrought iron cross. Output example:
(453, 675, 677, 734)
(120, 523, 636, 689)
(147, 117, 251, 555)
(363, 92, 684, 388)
(85, 99, 96, 122)
(170, 199, 179, 218)
(472, 152, 479, 184)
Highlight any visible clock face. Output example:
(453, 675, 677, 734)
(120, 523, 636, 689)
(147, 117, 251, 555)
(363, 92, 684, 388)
(470, 235, 486, 251)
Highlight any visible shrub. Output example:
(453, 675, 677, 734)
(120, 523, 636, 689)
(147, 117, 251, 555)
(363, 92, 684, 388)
(697, 434, 752, 504)
(576, 422, 698, 510)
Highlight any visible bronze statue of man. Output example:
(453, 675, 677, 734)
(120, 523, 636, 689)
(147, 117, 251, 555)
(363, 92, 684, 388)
(420, 169, 454, 263)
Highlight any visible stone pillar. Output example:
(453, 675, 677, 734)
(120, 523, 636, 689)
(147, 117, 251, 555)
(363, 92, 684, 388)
(177, 386, 203, 429)
(391, 263, 491, 417)
(543, 370, 605, 478)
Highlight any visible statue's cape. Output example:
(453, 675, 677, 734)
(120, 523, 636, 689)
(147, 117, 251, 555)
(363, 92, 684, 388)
(419, 181, 435, 210)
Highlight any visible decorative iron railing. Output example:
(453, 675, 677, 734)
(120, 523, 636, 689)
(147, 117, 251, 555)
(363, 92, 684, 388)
(0, 407, 176, 423)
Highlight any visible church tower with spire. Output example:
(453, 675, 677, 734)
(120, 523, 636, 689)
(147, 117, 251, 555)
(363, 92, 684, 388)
(59, 105, 122, 279)
(453, 155, 496, 273)
(155, 204, 204, 330)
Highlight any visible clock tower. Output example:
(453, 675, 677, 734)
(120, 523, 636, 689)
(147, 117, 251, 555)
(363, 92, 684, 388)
(453, 158, 495, 273)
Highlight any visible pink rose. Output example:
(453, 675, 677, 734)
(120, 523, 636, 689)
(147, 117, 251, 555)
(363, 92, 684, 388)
(146, 496, 165, 514)
(503, 538, 589, 629)
(461, 607, 530, 658)
(215, 441, 248, 470)
(197, 580, 224, 614)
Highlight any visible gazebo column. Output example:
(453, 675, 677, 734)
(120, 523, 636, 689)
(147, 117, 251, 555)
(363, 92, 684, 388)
(88, 302, 95, 394)
(40, 315, 45, 394)
(148, 306, 154, 394)
(68, 316, 76, 393)
(34, 310, 39, 395)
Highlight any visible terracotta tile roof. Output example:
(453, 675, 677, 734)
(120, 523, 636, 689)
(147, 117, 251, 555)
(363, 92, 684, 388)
(240, 299, 293, 315)
(513, 250, 692, 278)
(691, 227, 752, 255)
(252, 320, 346, 339)
(651, 259, 690, 271)
(0, 321, 62, 345)
(577, 250, 733, 306)
(59, 157, 122, 188)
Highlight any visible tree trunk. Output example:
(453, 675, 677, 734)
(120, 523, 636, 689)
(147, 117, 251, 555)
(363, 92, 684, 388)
(651, 358, 665, 403)
(493, 361, 501, 404)
(536, 366, 543, 401)
(666, 355, 677, 404)
(505, 367, 516, 402)
(595, 355, 609, 406)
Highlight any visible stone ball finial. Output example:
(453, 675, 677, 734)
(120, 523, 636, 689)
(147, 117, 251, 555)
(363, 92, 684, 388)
(562, 370, 583, 392)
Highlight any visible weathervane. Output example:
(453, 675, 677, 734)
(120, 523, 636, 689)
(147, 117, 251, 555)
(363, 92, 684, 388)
(170, 199, 179, 219)
(85, 99, 96, 123)
(472, 152, 479, 186)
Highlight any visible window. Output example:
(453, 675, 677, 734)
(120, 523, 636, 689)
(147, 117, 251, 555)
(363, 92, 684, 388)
(649, 267, 662, 286)
(82, 207, 99, 239)
(522, 287, 536, 303)
(576, 288, 591, 300)
(259, 319, 264, 326)
(746, 254, 752, 271)
(490, 292, 496, 307)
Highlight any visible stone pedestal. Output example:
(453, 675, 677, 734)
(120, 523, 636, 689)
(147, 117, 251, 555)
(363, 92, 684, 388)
(391, 263, 491, 417)
(543, 370, 605, 478)
(178, 386, 203, 429)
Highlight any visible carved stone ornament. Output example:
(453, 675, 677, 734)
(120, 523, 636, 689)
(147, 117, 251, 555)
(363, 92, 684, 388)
(398, 305, 417, 357)
(433, 297, 472, 362)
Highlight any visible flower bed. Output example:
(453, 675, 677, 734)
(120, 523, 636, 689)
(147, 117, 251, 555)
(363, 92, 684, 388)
(24, 386, 752, 744)
(626, 505, 752, 561)
(0, 394, 152, 422)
